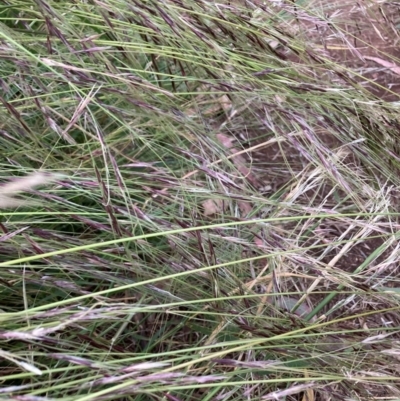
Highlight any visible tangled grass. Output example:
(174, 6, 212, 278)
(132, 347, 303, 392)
(1, 0, 400, 400)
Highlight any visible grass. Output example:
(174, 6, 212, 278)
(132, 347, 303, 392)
(1, 0, 400, 400)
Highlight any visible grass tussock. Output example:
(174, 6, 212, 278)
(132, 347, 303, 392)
(1, 0, 400, 400)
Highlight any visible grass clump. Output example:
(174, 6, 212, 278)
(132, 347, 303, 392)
(1, 0, 400, 400)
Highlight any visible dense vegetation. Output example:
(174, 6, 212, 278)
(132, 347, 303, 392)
(1, 1, 400, 400)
